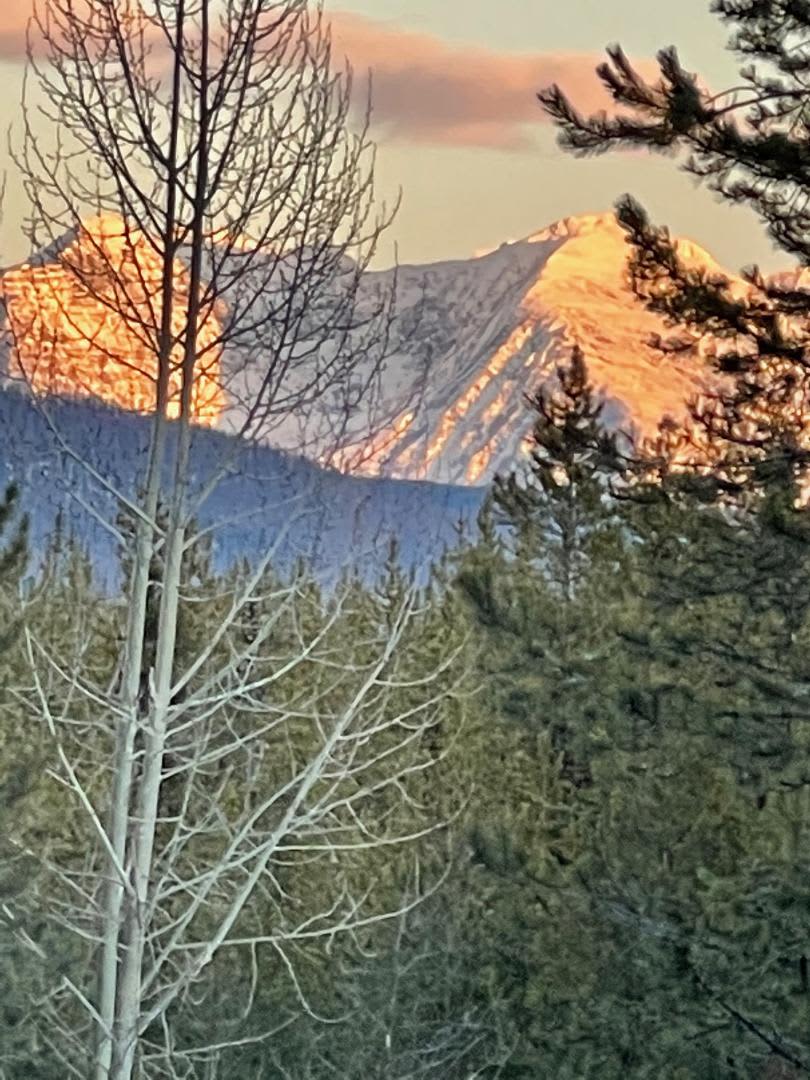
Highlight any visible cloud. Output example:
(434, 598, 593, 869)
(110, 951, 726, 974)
(0, 0, 105, 62)
(0, 4, 631, 152)
(329, 12, 624, 151)
(0, 0, 35, 60)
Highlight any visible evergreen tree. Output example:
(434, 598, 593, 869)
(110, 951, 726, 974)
(99, 550, 474, 1079)
(450, 344, 810, 1074)
(539, 1, 810, 489)
(493, 345, 624, 599)
(0, 486, 84, 1080)
(458, 348, 632, 776)
(535, 18, 810, 1073)
(447, 355, 639, 1074)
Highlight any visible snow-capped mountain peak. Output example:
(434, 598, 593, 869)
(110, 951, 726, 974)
(1, 209, 742, 487)
(313, 210, 728, 484)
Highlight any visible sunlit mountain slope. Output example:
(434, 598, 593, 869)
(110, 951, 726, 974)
(1, 210, 745, 485)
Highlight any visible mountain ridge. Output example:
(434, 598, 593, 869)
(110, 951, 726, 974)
(0, 209, 764, 486)
(0, 385, 481, 583)
(312, 210, 739, 483)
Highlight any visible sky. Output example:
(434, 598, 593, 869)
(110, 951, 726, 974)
(0, 0, 785, 273)
(324, 0, 782, 272)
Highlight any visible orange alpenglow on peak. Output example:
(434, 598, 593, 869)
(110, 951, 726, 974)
(311, 210, 751, 486)
(0, 208, 762, 488)
(1, 214, 224, 424)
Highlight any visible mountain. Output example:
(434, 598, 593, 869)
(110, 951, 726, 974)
(303, 212, 738, 484)
(1, 214, 225, 424)
(1, 210, 744, 487)
(0, 389, 481, 584)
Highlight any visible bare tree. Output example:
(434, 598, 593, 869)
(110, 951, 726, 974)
(0, 2, 464, 1078)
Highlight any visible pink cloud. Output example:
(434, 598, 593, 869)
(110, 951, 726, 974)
(0, 0, 35, 60)
(0, 4, 631, 152)
(0, 0, 116, 61)
(329, 12, 623, 150)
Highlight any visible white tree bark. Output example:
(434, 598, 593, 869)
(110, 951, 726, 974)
(5, 3, 457, 1078)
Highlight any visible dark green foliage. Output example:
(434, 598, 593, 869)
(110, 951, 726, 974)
(531, 16, 810, 1073)
(7, 337, 810, 1077)
(448, 341, 810, 1077)
(539, 0, 810, 486)
(457, 347, 631, 776)
(0, 483, 66, 1080)
(493, 344, 623, 584)
(0, 483, 26, 581)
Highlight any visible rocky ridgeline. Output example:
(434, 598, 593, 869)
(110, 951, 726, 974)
(0, 210, 760, 485)
(0, 214, 223, 424)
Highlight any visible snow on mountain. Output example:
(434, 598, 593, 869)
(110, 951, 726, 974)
(1, 214, 225, 423)
(278, 211, 732, 485)
(218, 211, 738, 485)
(1, 210, 742, 488)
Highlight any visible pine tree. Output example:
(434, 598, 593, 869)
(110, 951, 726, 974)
(446, 355, 644, 1075)
(452, 347, 810, 1074)
(458, 348, 632, 777)
(0, 485, 79, 1080)
(0, 482, 31, 889)
(493, 346, 624, 599)
(539, 3, 810, 490)
(98, 549, 473, 1079)
(535, 18, 810, 1074)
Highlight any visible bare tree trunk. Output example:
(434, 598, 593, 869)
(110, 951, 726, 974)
(113, 16, 211, 1072)
(6, 3, 458, 1077)
(94, 13, 187, 1074)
